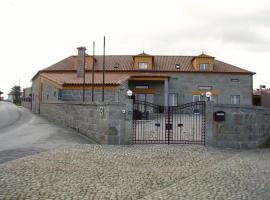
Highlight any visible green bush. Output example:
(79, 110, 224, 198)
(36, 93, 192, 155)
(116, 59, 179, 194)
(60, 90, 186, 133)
(259, 136, 270, 148)
(13, 99, 21, 106)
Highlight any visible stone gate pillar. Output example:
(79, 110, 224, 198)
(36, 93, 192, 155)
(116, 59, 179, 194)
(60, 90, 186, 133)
(205, 101, 214, 146)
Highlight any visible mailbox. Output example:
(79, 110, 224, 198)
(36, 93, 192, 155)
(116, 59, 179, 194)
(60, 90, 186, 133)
(214, 111, 225, 122)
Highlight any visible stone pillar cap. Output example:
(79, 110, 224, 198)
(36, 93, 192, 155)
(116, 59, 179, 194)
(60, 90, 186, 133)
(77, 46, 87, 51)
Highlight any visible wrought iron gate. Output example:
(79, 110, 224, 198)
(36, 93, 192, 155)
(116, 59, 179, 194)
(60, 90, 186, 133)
(132, 100, 206, 144)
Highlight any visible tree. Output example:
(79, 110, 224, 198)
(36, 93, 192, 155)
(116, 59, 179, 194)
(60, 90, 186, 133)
(11, 85, 21, 105)
(0, 91, 3, 96)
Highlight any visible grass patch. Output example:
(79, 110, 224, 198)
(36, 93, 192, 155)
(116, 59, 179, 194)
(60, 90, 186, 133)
(259, 136, 270, 148)
(14, 102, 21, 106)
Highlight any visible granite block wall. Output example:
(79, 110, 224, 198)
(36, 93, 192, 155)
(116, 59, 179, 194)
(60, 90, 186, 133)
(40, 100, 133, 144)
(261, 90, 270, 108)
(206, 102, 270, 148)
(31, 77, 41, 114)
(21, 101, 31, 110)
(169, 73, 252, 105)
(60, 90, 119, 102)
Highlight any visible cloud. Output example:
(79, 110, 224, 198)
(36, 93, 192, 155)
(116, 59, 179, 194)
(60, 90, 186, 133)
(177, 0, 270, 52)
(133, 4, 270, 53)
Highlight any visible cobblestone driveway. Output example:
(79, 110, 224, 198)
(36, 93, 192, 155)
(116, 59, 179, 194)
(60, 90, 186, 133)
(0, 145, 269, 200)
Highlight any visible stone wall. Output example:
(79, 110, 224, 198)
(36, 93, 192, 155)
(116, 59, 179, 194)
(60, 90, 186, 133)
(23, 87, 32, 97)
(261, 90, 270, 108)
(31, 76, 41, 114)
(40, 100, 133, 144)
(41, 79, 126, 103)
(169, 73, 252, 105)
(21, 100, 31, 110)
(42, 80, 59, 102)
(126, 73, 253, 106)
(61, 89, 119, 102)
(206, 102, 270, 148)
(128, 81, 164, 105)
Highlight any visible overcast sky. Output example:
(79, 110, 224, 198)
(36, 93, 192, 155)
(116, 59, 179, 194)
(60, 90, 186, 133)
(1, 0, 270, 97)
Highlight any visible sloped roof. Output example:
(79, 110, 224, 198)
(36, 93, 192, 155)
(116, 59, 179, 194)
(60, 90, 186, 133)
(42, 72, 128, 85)
(42, 55, 253, 74)
(136, 52, 152, 57)
(41, 72, 169, 86)
(43, 56, 74, 71)
(194, 53, 215, 58)
(253, 89, 270, 95)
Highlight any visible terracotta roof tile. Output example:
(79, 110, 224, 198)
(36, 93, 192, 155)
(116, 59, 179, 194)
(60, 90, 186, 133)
(44, 56, 74, 71)
(42, 72, 169, 86)
(42, 55, 254, 74)
(195, 53, 215, 58)
(253, 89, 270, 95)
(136, 52, 152, 57)
(42, 72, 129, 85)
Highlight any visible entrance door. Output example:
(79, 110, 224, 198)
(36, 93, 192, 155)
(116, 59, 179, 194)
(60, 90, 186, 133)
(136, 94, 147, 102)
(132, 100, 206, 144)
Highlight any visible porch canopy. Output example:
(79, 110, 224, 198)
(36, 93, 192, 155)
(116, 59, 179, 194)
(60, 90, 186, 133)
(127, 73, 169, 106)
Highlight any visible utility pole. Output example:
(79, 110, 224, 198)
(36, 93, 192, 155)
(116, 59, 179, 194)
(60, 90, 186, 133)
(91, 41, 95, 102)
(82, 48, 86, 102)
(102, 36, 105, 102)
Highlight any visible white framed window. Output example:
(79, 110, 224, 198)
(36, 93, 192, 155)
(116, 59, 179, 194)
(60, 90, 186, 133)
(231, 79, 240, 82)
(169, 93, 178, 106)
(138, 62, 148, 70)
(135, 85, 149, 89)
(198, 86, 212, 90)
(193, 95, 201, 102)
(175, 64, 181, 69)
(199, 63, 209, 71)
(230, 95, 240, 104)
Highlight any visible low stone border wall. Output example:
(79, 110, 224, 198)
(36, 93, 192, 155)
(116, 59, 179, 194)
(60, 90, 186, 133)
(38, 100, 270, 148)
(40, 101, 133, 144)
(206, 103, 270, 149)
(21, 101, 31, 110)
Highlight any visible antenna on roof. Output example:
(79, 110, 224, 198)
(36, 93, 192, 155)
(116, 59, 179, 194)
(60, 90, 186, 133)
(91, 41, 95, 102)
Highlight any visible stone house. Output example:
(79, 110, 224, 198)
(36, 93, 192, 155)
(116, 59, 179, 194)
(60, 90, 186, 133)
(7, 92, 14, 103)
(31, 47, 254, 114)
(253, 88, 270, 107)
(22, 87, 32, 97)
(21, 87, 32, 109)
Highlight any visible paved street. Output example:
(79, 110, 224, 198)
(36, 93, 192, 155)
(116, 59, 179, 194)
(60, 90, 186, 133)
(0, 144, 270, 200)
(0, 101, 270, 199)
(0, 101, 91, 164)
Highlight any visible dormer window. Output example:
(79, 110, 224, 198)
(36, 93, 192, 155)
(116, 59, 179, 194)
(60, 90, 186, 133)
(133, 52, 153, 70)
(199, 63, 209, 71)
(138, 62, 148, 70)
(175, 64, 181, 69)
(114, 63, 119, 69)
(192, 53, 215, 71)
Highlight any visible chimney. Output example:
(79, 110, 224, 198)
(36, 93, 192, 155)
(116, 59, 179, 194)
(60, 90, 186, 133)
(77, 46, 87, 78)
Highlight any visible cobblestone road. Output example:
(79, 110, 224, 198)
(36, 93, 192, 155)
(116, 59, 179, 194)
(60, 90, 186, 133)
(0, 145, 269, 200)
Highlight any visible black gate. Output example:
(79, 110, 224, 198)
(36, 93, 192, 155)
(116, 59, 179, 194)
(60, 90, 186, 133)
(133, 100, 206, 144)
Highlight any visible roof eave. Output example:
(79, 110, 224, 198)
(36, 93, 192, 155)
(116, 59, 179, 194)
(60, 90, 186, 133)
(31, 70, 41, 81)
(62, 83, 120, 86)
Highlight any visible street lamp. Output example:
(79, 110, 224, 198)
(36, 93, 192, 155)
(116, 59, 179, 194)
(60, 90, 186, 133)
(126, 89, 133, 99)
(205, 91, 212, 101)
